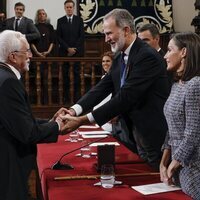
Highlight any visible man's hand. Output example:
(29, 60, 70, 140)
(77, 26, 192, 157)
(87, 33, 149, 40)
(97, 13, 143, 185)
(60, 114, 90, 134)
(51, 107, 76, 121)
(67, 47, 76, 56)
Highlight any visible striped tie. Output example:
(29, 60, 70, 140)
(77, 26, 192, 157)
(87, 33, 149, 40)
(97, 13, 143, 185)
(120, 52, 126, 87)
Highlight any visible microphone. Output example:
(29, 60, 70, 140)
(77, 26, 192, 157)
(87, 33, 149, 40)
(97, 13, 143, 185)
(51, 136, 108, 170)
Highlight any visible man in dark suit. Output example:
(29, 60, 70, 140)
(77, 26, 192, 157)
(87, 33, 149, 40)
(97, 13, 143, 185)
(138, 23, 173, 84)
(138, 23, 165, 56)
(0, 30, 65, 200)
(5, 2, 40, 43)
(58, 9, 170, 170)
(57, 0, 85, 102)
(0, 11, 6, 32)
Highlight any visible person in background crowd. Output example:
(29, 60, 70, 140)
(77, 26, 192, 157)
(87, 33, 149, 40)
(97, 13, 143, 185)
(31, 9, 56, 104)
(57, 0, 85, 102)
(5, 2, 40, 43)
(0, 30, 66, 200)
(55, 8, 170, 170)
(0, 11, 6, 32)
(31, 9, 55, 57)
(160, 32, 200, 200)
(101, 51, 113, 75)
(138, 23, 165, 56)
(138, 23, 173, 85)
(93, 51, 114, 132)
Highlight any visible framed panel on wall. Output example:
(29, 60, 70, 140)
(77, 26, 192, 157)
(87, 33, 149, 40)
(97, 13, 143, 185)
(79, 0, 173, 35)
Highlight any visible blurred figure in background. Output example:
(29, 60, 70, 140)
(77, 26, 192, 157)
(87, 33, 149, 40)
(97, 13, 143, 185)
(57, 0, 85, 102)
(0, 11, 6, 32)
(160, 32, 200, 199)
(31, 9, 55, 57)
(94, 51, 114, 132)
(31, 9, 56, 104)
(138, 23, 173, 85)
(5, 2, 40, 43)
(138, 23, 165, 56)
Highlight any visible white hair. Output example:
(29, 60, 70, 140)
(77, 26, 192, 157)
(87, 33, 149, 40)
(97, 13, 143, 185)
(0, 30, 26, 62)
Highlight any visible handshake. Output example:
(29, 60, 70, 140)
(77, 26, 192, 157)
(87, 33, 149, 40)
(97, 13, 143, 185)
(51, 107, 89, 135)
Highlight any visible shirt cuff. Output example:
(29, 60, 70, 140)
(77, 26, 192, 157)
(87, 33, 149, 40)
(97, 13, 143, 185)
(87, 112, 95, 123)
(71, 104, 83, 116)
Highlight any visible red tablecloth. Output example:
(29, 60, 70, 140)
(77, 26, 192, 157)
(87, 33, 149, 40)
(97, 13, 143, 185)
(37, 129, 191, 200)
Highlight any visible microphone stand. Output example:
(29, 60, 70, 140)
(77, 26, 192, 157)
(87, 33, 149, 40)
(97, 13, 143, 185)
(51, 136, 108, 170)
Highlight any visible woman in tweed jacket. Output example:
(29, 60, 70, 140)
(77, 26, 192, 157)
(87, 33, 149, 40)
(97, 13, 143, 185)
(160, 32, 200, 199)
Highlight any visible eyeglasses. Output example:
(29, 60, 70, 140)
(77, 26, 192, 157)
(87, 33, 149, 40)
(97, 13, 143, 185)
(12, 49, 32, 55)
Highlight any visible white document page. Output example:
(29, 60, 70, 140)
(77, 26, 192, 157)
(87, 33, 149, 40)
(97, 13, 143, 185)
(79, 131, 111, 135)
(131, 182, 181, 195)
(82, 134, 108, 139)
(90, 142, 120, 147)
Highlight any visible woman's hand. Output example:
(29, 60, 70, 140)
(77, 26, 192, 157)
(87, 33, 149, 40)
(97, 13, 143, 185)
(166, 159, 181, 185)
(160, 163, 169, 184)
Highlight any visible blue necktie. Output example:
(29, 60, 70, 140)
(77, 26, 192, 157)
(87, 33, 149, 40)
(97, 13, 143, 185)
(120, 52, 126, 87)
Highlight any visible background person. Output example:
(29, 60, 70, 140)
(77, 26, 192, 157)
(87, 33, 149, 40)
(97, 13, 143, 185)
(0, 11, 6, 32)
(138, 23, 173, 85)
(31, 9, 55, 57)
(138, 23, 165, 56)
(0, 30, 65, 200)
(57, 0, 85, 102)
(160, 32, 200, 200)
(31, 9, 56, 104)
(93, 51, 113, 132)
(5, 2, 40, 44)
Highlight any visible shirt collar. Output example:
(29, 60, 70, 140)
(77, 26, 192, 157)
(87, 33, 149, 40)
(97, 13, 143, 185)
(123, 38, 136, 57)
(122, 38, 136, 64)
(15, 16, 22, 20)
(157, 47, 161, 52)
(6, 63, 21, 80)
(66, 15, 73, 19)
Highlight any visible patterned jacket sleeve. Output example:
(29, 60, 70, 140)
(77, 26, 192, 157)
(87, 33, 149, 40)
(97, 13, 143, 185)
(172, 79, 200, 166)
(161, 131, 171, 151)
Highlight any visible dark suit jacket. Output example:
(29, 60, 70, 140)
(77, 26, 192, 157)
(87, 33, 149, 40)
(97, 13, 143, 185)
(5, 16, 40, 43)
(77, 38, 170, 164)
(0, 63, 59, 200)
(57, 15, 84, 56)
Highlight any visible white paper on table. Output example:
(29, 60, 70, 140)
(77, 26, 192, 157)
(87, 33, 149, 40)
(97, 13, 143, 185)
(79, 125, 98, 129)
(89, 142, 120, 147)
(82, 134, 108, 139)
(79, 131, 111, 135)
(131, 182, 181, 195)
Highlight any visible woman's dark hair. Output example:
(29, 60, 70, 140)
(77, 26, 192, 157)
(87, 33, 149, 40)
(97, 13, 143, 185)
(171, 32, 200, 81)
(101, 51, 114, 60)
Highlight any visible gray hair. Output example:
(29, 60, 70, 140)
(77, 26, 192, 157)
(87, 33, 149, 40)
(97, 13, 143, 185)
(104, 9, 136, 33)
(0, 30, 26, 62)
(34, 9, 50, 24)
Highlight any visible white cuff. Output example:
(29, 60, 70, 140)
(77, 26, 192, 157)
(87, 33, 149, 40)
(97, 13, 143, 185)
(87, 112, 95, 123)
(71, 104, 83, 116)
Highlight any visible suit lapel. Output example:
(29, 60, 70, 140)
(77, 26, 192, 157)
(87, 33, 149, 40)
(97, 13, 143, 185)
(125, 37, 141, 79)
(18, 17, 24, 31)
